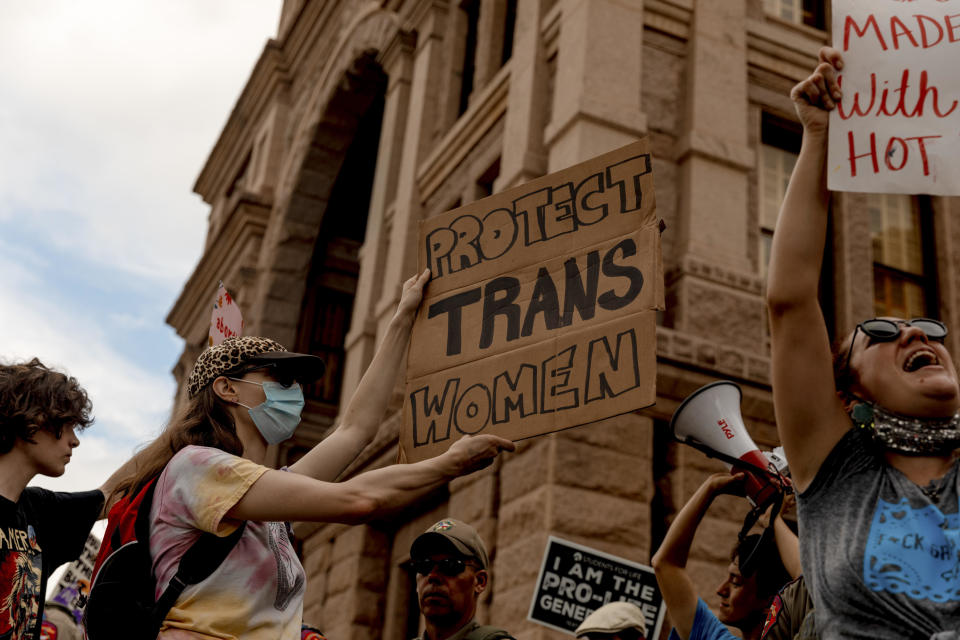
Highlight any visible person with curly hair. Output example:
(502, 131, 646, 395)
(0, 358, 109, 640)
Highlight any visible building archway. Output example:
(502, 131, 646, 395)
(247, 6, 401, 352)
(294, 64, 386, 420)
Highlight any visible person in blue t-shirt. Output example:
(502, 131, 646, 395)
(652, 473, 791, 640)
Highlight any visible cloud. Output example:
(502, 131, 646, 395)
(0, 0, 282, 288)
(1, 238, 169, 512)
(1, 1, 283, 497)
(0, 247, 172, 448)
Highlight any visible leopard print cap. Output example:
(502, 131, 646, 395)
(187, 336, 288, 397)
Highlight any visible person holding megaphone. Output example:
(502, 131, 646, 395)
(767, 47, 960, 638)
(658, 381, 801, 640)
(651, 471, 792, 640)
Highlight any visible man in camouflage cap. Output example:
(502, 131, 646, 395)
(409, 518, 515, 640)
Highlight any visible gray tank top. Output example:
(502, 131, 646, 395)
(798, 427, 960, 639)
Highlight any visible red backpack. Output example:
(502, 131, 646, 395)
(83, 476, 244, 640)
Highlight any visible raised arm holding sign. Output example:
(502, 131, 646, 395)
(768, 45, 960, 638)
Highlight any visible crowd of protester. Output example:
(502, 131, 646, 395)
(5, 46, 960, 640)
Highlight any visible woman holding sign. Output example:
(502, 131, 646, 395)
(767, 46, 960, 638)
(98, 269, 514, 640)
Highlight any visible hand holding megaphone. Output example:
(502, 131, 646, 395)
(669, 381, 789, 510)
(705, 471, 750, 497)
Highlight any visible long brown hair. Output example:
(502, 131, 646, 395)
(832, 329, 860, 403)
(109, 385, 244, 504)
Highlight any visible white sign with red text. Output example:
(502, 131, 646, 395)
(209, 281, 244, 347)
(828, 0, 960, 194)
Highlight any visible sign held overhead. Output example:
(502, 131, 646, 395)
(829, 0, 960, 194)
(400, 139, 663, 462)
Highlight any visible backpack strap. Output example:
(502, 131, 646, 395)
(132, 478, 159, 545)
(151, 522, 246, 627)
(463, 625, 516, 640)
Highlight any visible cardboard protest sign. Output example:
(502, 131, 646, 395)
(527, 536, 665, 637)
(828, 0, 960, 194)
(400, 139, 662, 462)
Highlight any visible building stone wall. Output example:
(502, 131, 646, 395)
(166, 0, 960, 638)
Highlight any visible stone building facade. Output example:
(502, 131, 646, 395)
(166, 0, 960, 638)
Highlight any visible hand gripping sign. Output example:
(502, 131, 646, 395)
(829, 0, 960, 195)
(400, 139, 663, 462)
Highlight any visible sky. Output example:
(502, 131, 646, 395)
(0, 1, 283, 502)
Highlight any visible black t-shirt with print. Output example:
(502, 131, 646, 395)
(0, 487, 103, 640)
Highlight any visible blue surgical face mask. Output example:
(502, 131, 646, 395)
(230, 378, 305, 444)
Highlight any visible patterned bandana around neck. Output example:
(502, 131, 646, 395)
(853, 401, 960, 455)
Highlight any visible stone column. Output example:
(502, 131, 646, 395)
(934, 196, 960, 356)
(668, 0, 762, 351)
(319, 525, 391, 640)
(434, 1, 469, 132)
(339, 29, 416, 404)
(473, 0, 508, 89)
(375, 1, 449, 334)
(488, 5, 653, 635)
(492, 416, 655, 638)
(545, 0, 646, 169)
(494, 0, 549, 191)
(829, 193, 876, 335)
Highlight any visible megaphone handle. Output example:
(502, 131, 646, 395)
(733, 464, 779, 508)
(739, 491, 784, 541)
(679, 438, 778, 480)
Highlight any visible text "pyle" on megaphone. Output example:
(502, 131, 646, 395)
(669, 380, 783, 509)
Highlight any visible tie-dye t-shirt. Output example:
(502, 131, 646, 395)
(798, 427, 960, 639)
(150, 446, 306, 640)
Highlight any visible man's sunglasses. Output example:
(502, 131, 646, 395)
(412, 557, 475, 577)
(843, 318, 947, 371)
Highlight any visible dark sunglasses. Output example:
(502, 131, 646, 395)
(412, 557, 474, 577)
(229, 363, 298, 388)
(843, 317, 947, 371)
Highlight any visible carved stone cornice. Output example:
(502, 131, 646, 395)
(378, 28, 417, 86)
(675, 130, 755, 173)
(401, 0, 449, 41)
(666, 255, 764, 296)
(644, 0, 692, 40)
(415, 64, 510, 202)
(746, 16, 827, 85)
(166, 191, 272, 339)
(194, 42, 291, 203)
(656, 326, 772, 388)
